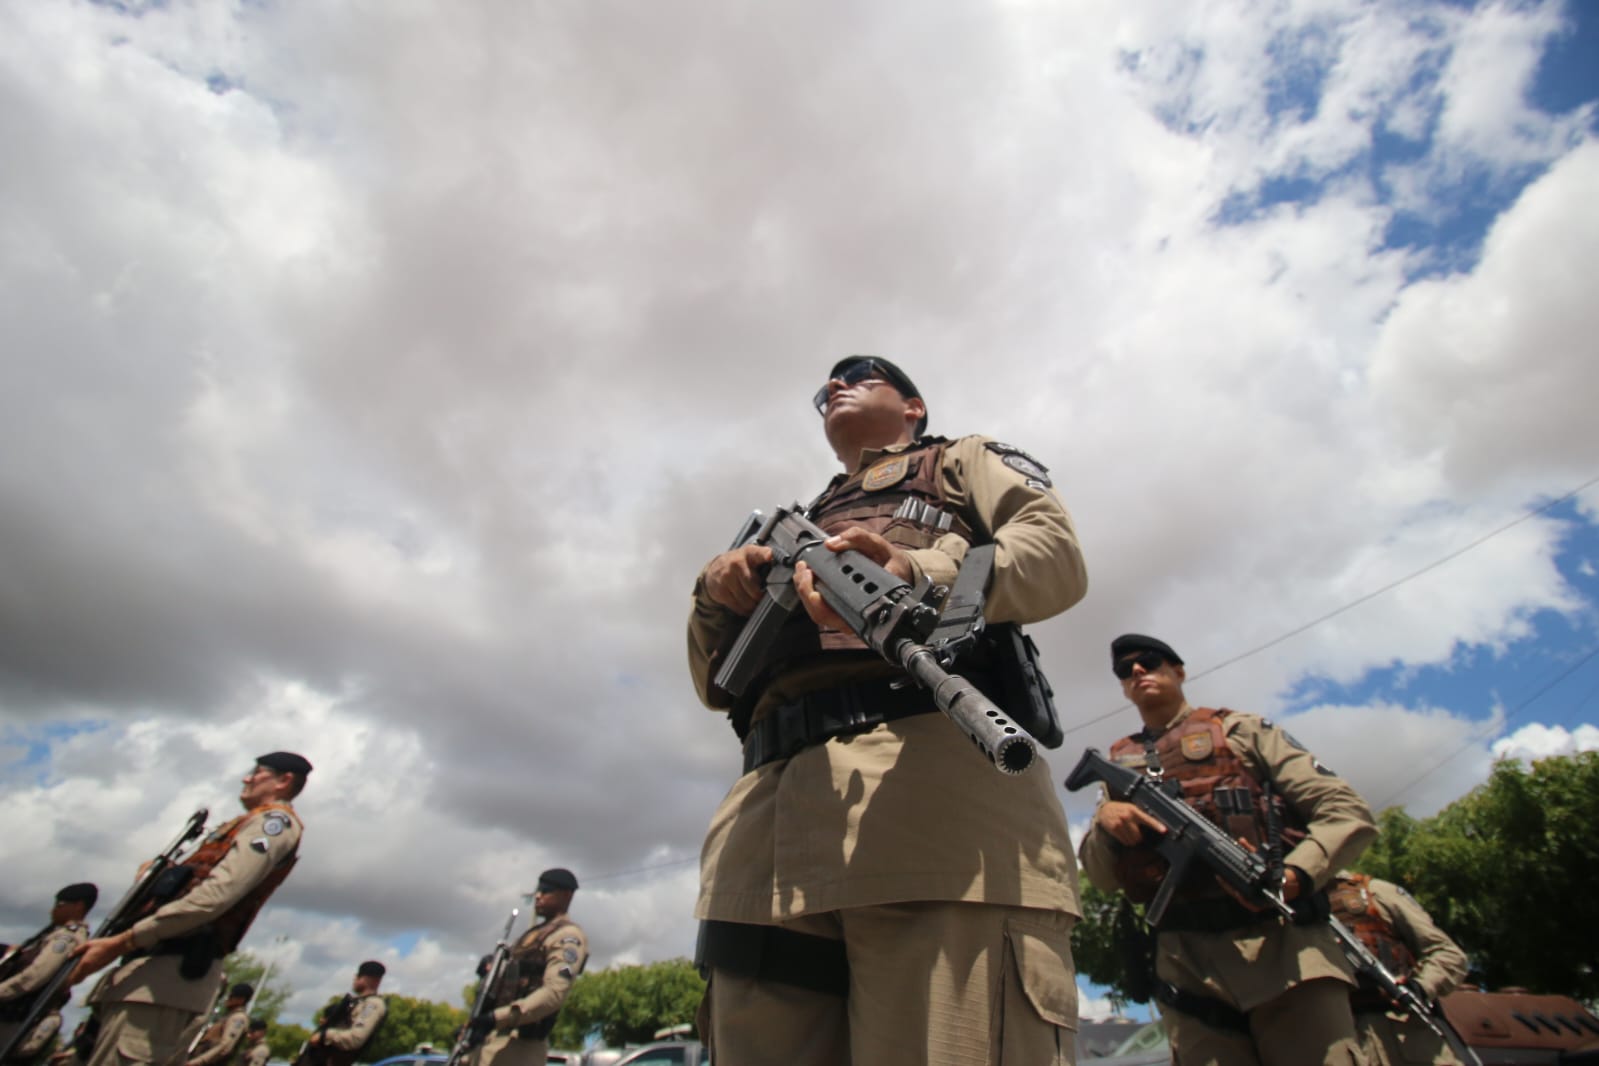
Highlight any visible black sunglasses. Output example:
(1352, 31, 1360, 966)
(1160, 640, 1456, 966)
(812, 360, 892, 415)
(1113, 650, 1167, 680)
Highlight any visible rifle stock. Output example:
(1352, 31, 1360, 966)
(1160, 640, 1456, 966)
(714, 504, 1036, 774)
(0, 808, 209, 1063)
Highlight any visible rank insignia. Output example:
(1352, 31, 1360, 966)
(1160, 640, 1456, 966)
(250, 838, 269, 853)
(1180, 732, 1214, 761)
(862, 455, 910, 491)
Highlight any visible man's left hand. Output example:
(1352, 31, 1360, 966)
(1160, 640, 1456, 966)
(794, 527, 913, 632)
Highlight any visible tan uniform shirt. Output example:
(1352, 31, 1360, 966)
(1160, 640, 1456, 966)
(238, 1039, 270, 1066)
(6, 1009, 61, 1059)
(91, 806, 302, 1015)
(690, 434, 1089, 922)
(494, 919, 588, 1031)
(321, 994, 385, 1054)
(187, 1009, 249, 1066)
(0, 923, 89, 1003)
(1079, 708, 1378, 1011)
(1355, 877, 1468, 1003)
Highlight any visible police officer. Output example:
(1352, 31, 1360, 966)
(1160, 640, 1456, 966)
(185, 984, 252, 1066)
(0, 884, 97, 1060)
(302, 963, 386, 1066)
(690, 357, 1089, 1065)
(468, 870, 587, 1066)
(235, 1021, 268, 1066)
(70, 752, 309, 1066)
(1079, 635, 1377, 1066)
(1328, 872, 1470, 1066)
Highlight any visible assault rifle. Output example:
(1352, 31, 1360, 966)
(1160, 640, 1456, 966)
(294, 995, 355, 1066)
(0, 808, 210, 1063)
(1065, 749, 1482, 1066)
(446, 908, 520, 1066)
(715, 504, 1038, 774)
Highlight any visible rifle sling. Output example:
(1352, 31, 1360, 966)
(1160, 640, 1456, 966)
(741, 676, 982, 773)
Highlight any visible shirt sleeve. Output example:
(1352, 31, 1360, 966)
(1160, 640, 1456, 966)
(14, 1010, 62, 1057)
(921, 436, 1087, 624)
(1370, 879, 1470, 1001)
(687, 573, 743, 710)
(496, 925, 588, 1029)
(0, 925, 85, 1001)
(128, 810, 301, 950)
(322, 996, 386, 1051)
(1229, 716, 1377, 888)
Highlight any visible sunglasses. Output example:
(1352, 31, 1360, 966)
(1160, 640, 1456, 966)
(812, 360, 892, 415)
(1113, 650, 1168, 680)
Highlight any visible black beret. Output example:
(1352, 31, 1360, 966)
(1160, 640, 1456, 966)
(828, 355, 928, 435)
(249, 1019, 268, 1032)
(356, 960, 386, 978)
(229, 983, 254, 1000)
(256, 752, 313, 776)
(56, 883, 99, 909)
(1110, 634, 1184, 667)
(537, 868, 579, 892)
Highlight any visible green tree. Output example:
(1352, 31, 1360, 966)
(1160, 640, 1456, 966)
(266, 1022, 309, 1062)
(549, 959, 706, 1050)
(1355, 751, 1599, 1000)
(220, 951, 294, 1025)
(1071, 883, 1146, 1009)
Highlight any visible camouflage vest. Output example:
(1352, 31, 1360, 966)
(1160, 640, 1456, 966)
(1108, 708, 1305, 903)
(1329, 873, 1417, 1006)
(141, 804, 300, 956)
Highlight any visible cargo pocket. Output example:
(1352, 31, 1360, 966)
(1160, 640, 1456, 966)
(997, 916, 1079, 1066)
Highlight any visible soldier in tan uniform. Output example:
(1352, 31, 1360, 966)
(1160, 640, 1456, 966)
(1328, 873, 1469, 1066)
(467, 870, 587, 1066)
(183, 984, 251, 1066)
(70, 752, 310, 1066)
(689, 357, 1089, 1065)
(301, 962, 386, 1066)
(1079, 635, 1377, 1066)
(0, 884, 97, 1060)
(234, 1021, 267, 1066)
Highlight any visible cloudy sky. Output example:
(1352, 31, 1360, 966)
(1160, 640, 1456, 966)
(3, 0, 1597, 1031)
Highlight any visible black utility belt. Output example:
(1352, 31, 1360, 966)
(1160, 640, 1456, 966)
(741, 677, 949, 773)
(1154, 896, 1275, 933)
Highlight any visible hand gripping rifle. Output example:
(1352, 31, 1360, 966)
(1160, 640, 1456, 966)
(446, 908, 520, 1066)
(0, 808, 210, 1063)
(714, 504, 1037, 774)
(1065, 749, 1482, 1066)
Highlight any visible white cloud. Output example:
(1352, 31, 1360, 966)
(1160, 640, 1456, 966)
(2, 0, 1597, 1027)
(1491, 721, 1599, 762)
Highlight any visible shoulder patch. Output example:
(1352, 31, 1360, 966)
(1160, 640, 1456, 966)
(262, 812, 290, 836)
(52, 939, 69, 954)
(562, 948, 579, 964)
(861, 455, 910, 491)
(984, 442, 1051, 487)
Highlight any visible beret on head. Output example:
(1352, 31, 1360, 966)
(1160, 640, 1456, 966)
(56, 883, 99, 909)
(255, 752, 313, 776)
(356, 960, 386, 979)
(537, 868, 579, 892)
(1110, 633, 1184, 667)
(230, 983, 254, 1001)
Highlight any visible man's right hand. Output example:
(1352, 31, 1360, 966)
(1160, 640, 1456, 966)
(701, 544, 774, 616)
(1094, 800, 1168, 847)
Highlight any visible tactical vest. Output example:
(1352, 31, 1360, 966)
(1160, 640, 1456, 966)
(0, 924, 79, 1021)
(140, 804, 300, 961)
(309, 993, 384, 1066)
(1108, 707, 1305, 904)
(504, 917, 583, 1040)
(799, 436, 972, 655)
(1328, 874, 1417, 1008)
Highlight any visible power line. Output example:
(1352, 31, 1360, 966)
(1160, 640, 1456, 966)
(1062, 470, 1599, 739)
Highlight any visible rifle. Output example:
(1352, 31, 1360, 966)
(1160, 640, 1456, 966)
(713, 504, 1038, 774)
(446, 909, 520, 1066)
(1065, 749, 1482, 1066)
(293, 995, 355, 1066)
(0, 808, 210, 1063)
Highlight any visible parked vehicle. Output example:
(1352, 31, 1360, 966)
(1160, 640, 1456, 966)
(370, 1054, 446, 1066)
(606, 1041, 709, 1065)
